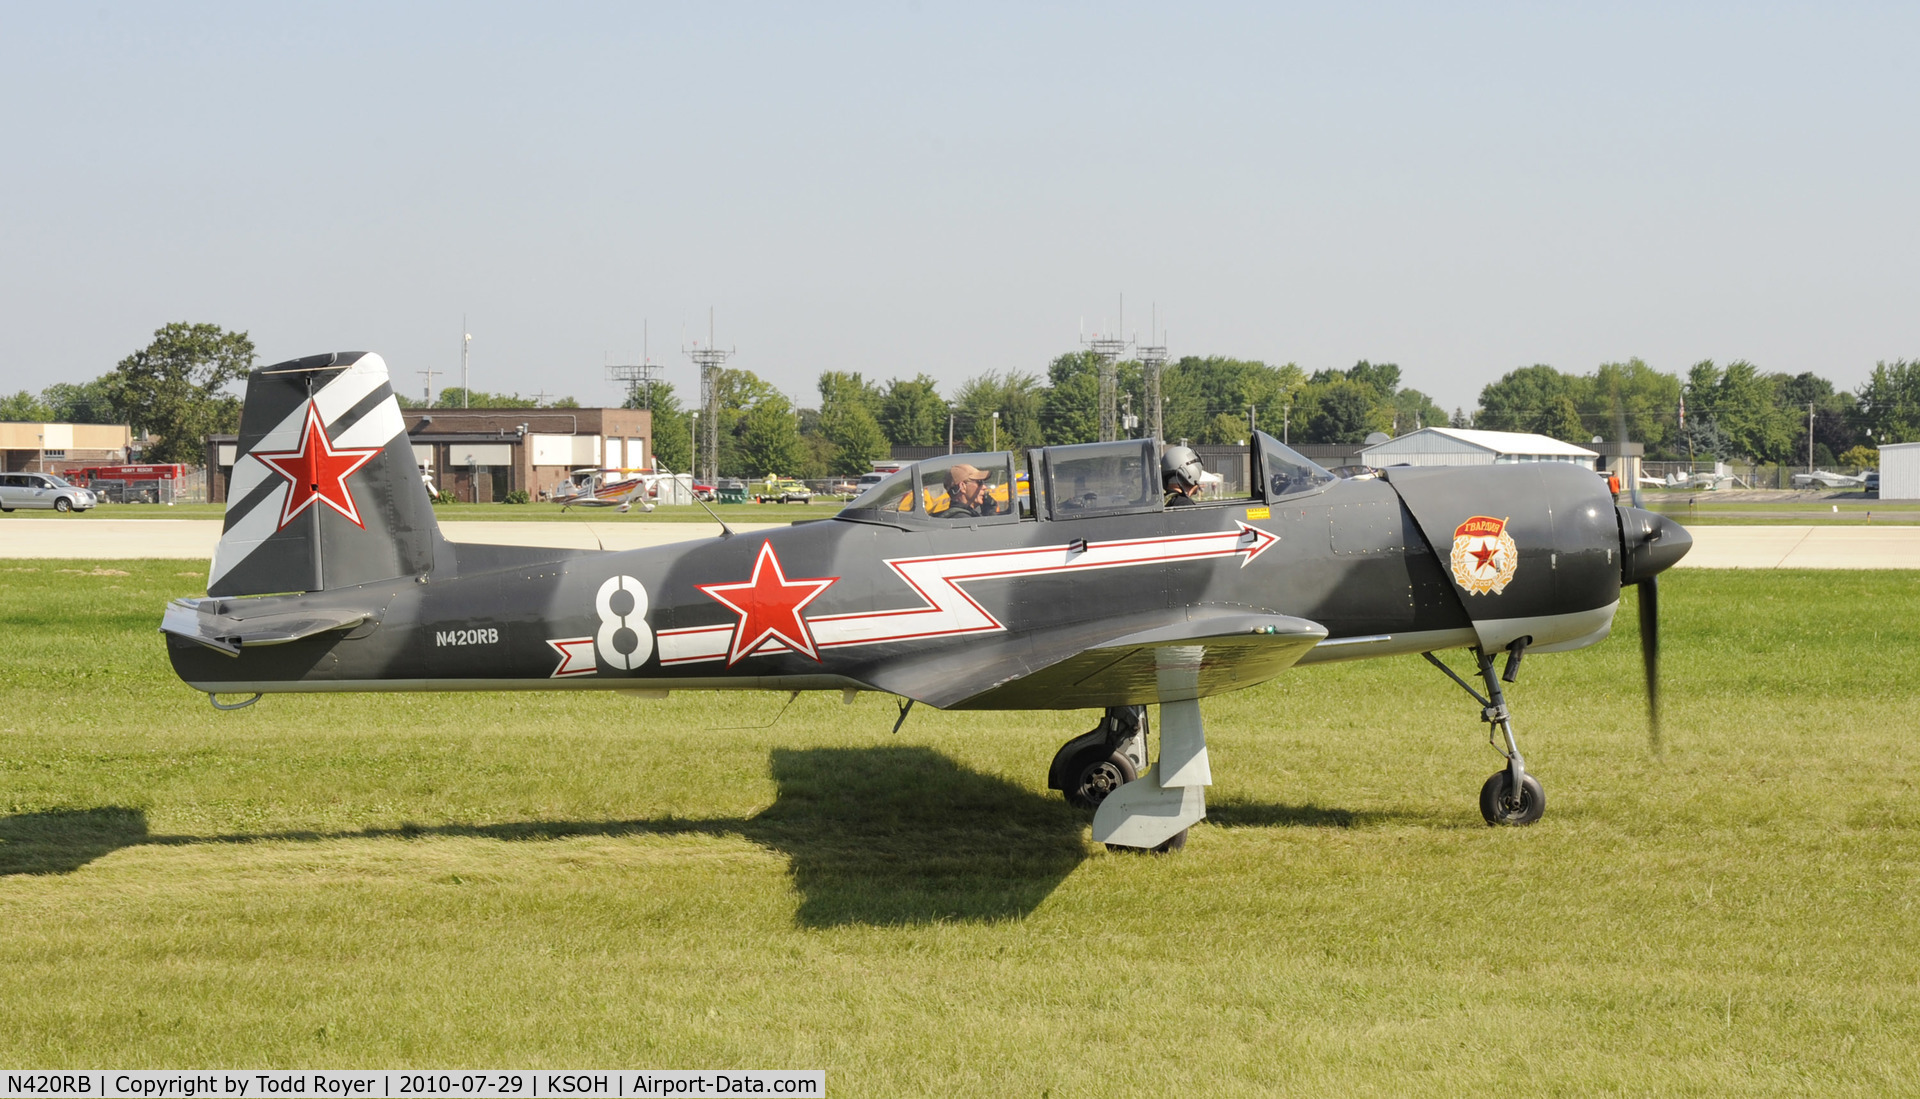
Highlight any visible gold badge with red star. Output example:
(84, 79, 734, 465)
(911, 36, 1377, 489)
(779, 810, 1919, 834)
(1450, 515, 1518, 595)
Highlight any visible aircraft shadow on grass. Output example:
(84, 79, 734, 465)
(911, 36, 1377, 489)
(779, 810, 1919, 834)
(0, 746, 1392, 926)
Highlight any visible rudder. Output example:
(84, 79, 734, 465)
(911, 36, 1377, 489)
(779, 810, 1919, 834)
(209, 351, 438, 596)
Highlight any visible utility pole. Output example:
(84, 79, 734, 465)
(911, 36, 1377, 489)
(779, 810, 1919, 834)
(460, 318, 472, 409)
(947, 404, 956, 455)
(1808, 400, 1816, 474)
(683, 309, 734, 485)
(416, 365, 444, 406)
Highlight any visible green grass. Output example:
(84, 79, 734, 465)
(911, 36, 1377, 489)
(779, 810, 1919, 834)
(2, 562, 1917, 1093)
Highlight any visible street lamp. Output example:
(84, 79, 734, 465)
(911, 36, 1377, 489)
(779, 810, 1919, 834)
(991, 411, 999, 452)
(947, 403, 955, 455)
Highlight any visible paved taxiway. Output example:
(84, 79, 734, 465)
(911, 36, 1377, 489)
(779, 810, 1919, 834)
(1, 518, 1916, 567)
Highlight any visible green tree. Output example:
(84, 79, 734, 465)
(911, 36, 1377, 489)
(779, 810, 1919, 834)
(1476, 365, 1582, 435)
(42, 377, 118, 423)
(954, 371, 1044, 452)
(816, 371, 889, 476)
(735, 393, 808, 477)
(629, 382, 690, 474)
(0, 391, 53, 421)
(1160, 357, 1304, 444)
(1300, 378, 1382, 444)
(1859, 359, 1920, 443)
(105, 322, 255, 464)
(433, 387, 575, 409)
(878, 375, 945, 447)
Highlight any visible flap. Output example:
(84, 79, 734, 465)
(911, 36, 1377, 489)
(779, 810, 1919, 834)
(161, 597, 372, 657)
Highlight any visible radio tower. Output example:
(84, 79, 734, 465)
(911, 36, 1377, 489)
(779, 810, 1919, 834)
(1137, 304, 1167, 443)
(607, 320, 663, 410)
(684, 309, 734, 484)
(1082, 294, 1131, 442)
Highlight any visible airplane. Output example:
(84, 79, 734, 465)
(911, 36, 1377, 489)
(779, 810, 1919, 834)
(1790, 469, 1868, 489)
(1639, 470, 1738, 491)
(552, 467, 657, 512)
(161, 352, 1692, 852)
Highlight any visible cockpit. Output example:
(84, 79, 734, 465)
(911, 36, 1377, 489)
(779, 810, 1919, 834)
(836, 433, 1335, 528)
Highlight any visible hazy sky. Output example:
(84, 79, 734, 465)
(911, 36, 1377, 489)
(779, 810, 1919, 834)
(4, 2, 1916, 415)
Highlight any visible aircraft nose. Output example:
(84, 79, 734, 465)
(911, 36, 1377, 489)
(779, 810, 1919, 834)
(1618, 506, 1692, 584)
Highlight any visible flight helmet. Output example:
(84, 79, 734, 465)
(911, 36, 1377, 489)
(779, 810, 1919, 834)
(1161, 444, 1204, 490)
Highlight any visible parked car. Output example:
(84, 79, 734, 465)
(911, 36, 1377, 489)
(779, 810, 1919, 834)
(0, 472, 98, 513)
(755, 476, 813, 504)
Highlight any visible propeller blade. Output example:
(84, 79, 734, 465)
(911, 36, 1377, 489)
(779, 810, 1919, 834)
(1638, 575, 1661, 752)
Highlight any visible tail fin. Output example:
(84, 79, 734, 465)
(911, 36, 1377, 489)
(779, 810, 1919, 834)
(209, 352, 438, 597)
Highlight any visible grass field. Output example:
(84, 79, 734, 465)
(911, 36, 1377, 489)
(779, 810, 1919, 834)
(2, 562, 1917, 1093)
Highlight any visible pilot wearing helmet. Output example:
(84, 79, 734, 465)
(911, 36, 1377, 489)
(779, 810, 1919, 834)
(1161, 444, 1206, 507)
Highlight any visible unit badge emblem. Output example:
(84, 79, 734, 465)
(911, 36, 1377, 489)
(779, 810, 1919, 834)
(1450, 515, 1518, 595)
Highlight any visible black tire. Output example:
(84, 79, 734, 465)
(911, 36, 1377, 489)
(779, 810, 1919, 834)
(54, 498, 72, 513)
(1, 507, 12, 513)
(1479, 770, 1546, 826)
(1061, 748, 1136, 810)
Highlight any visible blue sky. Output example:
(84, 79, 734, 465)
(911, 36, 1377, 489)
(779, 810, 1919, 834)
(3, 2, 1915, 414)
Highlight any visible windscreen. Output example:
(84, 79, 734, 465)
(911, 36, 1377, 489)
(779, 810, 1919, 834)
(1045, 440, 1158, 519)
(1257, 433, 1336, 499)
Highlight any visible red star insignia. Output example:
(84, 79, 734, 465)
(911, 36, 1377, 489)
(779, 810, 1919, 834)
(252, 401, 382, 530)
(1470, 540, 1500, 572)
(698, 542, 838, 665)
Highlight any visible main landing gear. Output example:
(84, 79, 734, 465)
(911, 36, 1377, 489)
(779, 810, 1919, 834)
(1423, 641, 1546, 826)
(1048, 701, 1211, 853)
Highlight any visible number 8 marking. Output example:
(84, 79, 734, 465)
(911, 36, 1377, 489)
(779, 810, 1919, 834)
(595, 574, 652, 670)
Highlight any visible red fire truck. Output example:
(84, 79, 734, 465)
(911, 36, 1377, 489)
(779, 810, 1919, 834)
(65, 463, 193, 504)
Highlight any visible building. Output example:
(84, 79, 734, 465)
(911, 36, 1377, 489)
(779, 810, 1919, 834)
(0, 421, 132, 472)
(1879, 441, 1920, 501)
(207, 407, 652, 504)
(1359, 427, 1599, 470)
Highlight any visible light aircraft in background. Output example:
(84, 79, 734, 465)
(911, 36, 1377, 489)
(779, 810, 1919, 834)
(552, 467, 656, 512)
(162, 352, 1691, 852)
(1790, 469, 1868, 489)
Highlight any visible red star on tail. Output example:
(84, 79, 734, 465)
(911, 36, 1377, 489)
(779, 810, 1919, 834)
(698, 542, 838, 664)
(252, 401, 382, 530)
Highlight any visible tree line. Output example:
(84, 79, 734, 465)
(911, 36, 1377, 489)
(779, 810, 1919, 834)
(6, 322, 1912, 473)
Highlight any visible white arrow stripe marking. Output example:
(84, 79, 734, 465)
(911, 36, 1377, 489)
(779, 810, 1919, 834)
(655, 522, 1277, 666)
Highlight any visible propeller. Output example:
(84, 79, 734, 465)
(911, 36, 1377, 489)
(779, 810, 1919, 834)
(1637, 575, 1660, 753)
(1615, 385, 1662, 752)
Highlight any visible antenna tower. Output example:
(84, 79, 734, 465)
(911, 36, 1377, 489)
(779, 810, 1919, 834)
(1136, 304, 1167, 443)
(607, 320, 664, 410)
(1082, 294, 1131, 442)
(684, 308, 735, 484)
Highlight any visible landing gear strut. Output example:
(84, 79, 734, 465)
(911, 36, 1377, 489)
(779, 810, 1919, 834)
(1424, 641, 1546, 826)
(1049, 699, 1210, 853)
(1048, 706, 1148, 810)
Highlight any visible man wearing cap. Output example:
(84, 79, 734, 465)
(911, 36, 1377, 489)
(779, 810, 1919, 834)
(937, 463, 999, 518)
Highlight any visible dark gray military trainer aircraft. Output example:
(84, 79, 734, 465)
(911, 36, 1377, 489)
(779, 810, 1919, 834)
(162, 353, 1691, 851)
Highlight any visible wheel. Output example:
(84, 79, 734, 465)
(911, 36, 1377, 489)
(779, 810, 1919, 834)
(1479, 770, 1546, 826)
(54, 498, 72, 513)
(1061, 748, 1136, 810)
(1106, 828, 1189, 855)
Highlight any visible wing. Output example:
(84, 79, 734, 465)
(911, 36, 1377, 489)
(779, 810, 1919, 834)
(859, 610, 1327, 710)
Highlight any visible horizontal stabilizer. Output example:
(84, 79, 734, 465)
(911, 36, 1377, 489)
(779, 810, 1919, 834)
(161, 597, 371, 657)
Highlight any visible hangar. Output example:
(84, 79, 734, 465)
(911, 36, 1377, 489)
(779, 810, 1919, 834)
(1360, 427, 1600, 470)
(1879, 440, 1920, 500)
(207, 407, 652, 503)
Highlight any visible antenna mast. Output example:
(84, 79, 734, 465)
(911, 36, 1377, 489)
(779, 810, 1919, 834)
(607, 319, 664, 410)
(1136, 303, 1167, 443)
(1082, 293, 1132, 442)
(684, 308, 735, 484)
